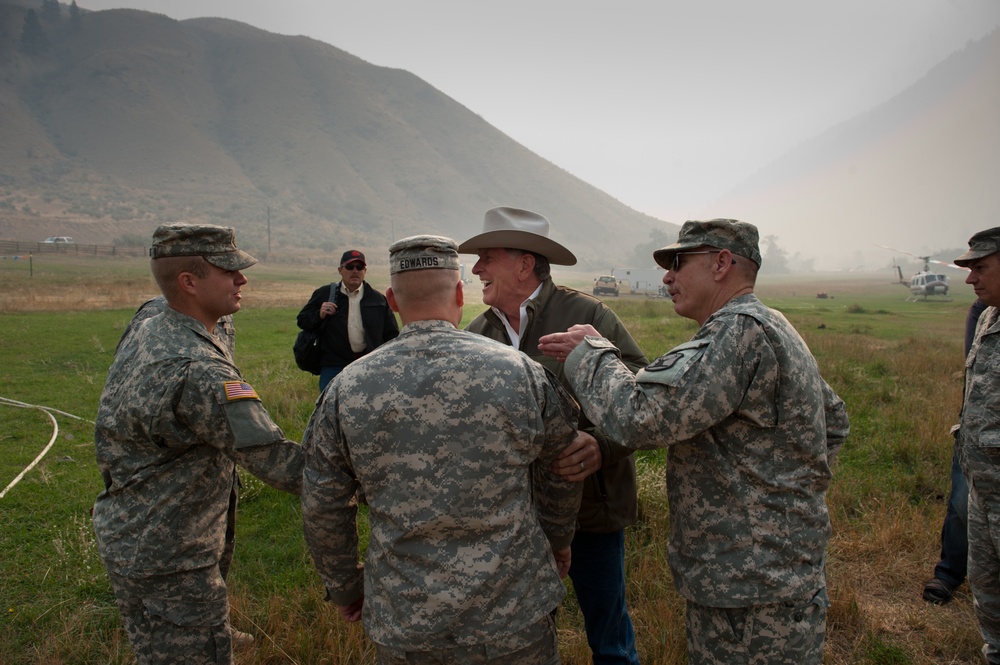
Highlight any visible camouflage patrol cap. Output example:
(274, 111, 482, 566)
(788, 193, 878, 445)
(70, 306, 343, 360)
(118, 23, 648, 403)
(389, 235, 461, 274)
(954, 227, 1000, 267)
(150, 223, 257, 271)
(653, 218, 762, 269)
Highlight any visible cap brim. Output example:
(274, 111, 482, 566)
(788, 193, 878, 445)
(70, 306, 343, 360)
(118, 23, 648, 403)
(204, 249, 257, 271)
(954, 248, 996, 267)
(458, 230, 577, 266)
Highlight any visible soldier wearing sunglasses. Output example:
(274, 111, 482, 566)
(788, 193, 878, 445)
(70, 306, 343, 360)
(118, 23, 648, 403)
(539, 219, 849, 665)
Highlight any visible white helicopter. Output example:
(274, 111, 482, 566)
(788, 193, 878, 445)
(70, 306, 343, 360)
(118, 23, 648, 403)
(877, 245, 967, 301)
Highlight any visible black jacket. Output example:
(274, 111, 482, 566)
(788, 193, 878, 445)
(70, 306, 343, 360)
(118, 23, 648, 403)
(297, 282, 399, 367)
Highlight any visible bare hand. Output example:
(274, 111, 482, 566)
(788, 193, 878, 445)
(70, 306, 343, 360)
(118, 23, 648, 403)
(553, 431, 600, 481)
(338, 596, 364, 622)
(552, 546, 572, 578)
(319, 301, 337, 319)
(538, 324, 602, 361)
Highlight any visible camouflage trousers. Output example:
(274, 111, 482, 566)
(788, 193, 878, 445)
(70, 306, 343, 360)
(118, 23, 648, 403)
(375, 613, 559, 665)
(968, 488, 1000, 664)
(685, 588, 828, 665)
(106, 566, 232, 665)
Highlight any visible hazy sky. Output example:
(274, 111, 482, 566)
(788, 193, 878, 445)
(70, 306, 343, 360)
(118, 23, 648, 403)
(80, 1, 1000, 237)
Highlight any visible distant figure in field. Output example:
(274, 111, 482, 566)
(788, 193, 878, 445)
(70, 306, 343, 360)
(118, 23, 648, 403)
(296, 249, 399, 392)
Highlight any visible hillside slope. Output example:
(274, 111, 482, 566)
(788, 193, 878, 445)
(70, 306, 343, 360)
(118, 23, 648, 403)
(711, 28, 1000, 269)
(0, 4, 672, 265)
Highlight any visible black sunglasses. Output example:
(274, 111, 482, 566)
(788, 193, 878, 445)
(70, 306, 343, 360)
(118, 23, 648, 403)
(342, 263, 366, 271)
(669, 250, 720, 272)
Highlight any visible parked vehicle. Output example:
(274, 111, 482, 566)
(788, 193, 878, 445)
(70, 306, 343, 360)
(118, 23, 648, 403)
(592, 275, 620, 297)
(42, 236, 74, 244)
(612, 267, 667, 296)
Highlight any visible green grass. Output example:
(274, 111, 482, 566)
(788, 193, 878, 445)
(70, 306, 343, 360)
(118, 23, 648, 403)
(0, 258, 985, 664)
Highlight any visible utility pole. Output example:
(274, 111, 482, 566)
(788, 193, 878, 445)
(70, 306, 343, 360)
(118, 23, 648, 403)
(267, 206, 271, 254)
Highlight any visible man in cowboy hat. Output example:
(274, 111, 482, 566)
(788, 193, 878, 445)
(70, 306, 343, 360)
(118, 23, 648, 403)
(952, 227, 1000, 663)
(537, 219, 849, 665)
(459, 206, 647, 665)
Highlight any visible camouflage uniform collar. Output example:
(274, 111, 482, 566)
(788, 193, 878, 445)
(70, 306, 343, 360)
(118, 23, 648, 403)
(162, 306, 234, 354)
(702, 293, 761, 325)
(400, 319, 459, 335)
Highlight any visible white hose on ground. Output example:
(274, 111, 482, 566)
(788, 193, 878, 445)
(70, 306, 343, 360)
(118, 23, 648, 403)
(0, 397, 94, 499)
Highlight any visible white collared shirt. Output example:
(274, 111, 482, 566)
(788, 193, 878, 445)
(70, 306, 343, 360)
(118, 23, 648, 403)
(342, 282, 366, 353)
(491, 283, 543, 349)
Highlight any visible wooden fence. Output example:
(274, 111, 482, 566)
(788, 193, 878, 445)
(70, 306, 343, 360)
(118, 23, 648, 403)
(0, 240, 147, 258)
(0, 240, 388, 267)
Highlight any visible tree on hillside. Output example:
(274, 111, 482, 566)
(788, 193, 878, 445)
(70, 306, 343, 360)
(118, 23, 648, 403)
(69, 0, 82, 31)
(629, 226, 677, 267)
(19, 9, 49, 55)
(40, 0, 60, 23)
(760, 234, 790, 274)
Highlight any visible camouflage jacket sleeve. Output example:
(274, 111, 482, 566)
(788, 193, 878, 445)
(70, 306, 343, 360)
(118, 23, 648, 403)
(528, 365, 584, 549)
(566, 337, 745, 449)
(562, 317, 763, 448)
(186, 363, 303, 494)
(585, 305, 648, 467)
(564, 300, 844, 453)
(822, 379, 849, 464)
(231, 439, 304, 495)
(300, 396, 364, 606)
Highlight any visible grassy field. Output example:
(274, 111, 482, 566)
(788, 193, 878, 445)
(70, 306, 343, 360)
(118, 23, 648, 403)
(0, 253, 983, 664)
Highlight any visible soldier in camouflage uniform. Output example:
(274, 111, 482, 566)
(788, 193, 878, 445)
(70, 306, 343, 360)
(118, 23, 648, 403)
(301, 235, 583, 665)
(92, 224, 304, 665)
(539, 219, 850, 665)
(953, 227, 1000, 664)
(116, 295, 249, 648)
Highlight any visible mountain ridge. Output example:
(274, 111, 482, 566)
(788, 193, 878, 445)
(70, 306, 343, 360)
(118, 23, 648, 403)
(0, 4, 672, 267)
(2, 4, 996, 272)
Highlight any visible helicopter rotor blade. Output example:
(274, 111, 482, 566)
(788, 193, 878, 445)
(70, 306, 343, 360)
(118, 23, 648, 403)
(927, 258, 969, 271)
(875, 244, 918, 259)
(876, 244, 968, 271)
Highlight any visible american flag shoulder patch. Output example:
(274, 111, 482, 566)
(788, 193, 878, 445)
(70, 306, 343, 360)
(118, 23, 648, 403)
(223, 381, 259, 401)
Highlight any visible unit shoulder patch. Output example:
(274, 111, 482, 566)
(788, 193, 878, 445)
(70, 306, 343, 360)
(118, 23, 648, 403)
(637, 339, 710, 386)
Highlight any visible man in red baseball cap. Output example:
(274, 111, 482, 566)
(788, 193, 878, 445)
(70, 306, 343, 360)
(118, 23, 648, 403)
(296, 249, 399, 391)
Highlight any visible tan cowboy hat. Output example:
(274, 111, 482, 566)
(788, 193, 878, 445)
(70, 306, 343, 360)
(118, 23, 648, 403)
(457, 206, 577, 266)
